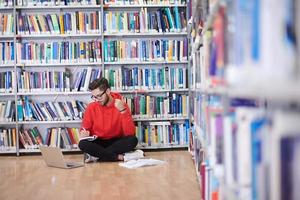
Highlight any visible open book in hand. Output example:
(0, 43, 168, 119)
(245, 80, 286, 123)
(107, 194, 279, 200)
(79, 135, 98, 141)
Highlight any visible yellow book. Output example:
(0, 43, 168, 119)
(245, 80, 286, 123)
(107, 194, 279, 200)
(146, 95, 150, 117)
(108, 12, 112, 32)
(180, 40, 184, 61)
(80, 41, 85, 60)
(59, 15, 65, 34)
(30, 15, 40, 34)
(150, 125, 156, 145)
(135, 126, 139, 139)
(80, 12, 85, 33)
(121, 41, 125, 60)
(72, 128, 80, 144)
(168, 40, 173, 61)
(12, 128, 16, 147)
(78, 12, 82, 33)
(37, 14, 47, 34)
(123, 12, 128, 33)
(50, 128, 57, 147)
(25, 71, 30, 91)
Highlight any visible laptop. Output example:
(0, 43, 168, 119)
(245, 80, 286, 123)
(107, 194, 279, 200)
(39, 146, 84, 169)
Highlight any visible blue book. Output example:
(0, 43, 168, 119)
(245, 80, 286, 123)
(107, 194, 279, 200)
(164, 8, 175, 32)
(179, 68, 183, 88)
(151, 69, 156, 89)
(103, 12, 107, 32)
(133, 67, 138, 89)
(145, 69, 149, 88)
(34, 102, 47, 121)
(65, 41, 69, 61)
(11, 42, 14, 60)
(17, 99, 24, 121)
(178, 94, 182, 116)
(173, 7, 181, 31)
(52, 42, 58, 61)
(24, 96, 33, 121)
(250, 118, 268, 200)
(103, 40, 108, 62)
(29, 103, 42, 121)
(44, 101, 58, 120)
(158, 9, 166, 32)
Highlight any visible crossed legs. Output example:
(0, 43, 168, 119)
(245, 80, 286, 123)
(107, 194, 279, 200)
(78, 136, 138, 161)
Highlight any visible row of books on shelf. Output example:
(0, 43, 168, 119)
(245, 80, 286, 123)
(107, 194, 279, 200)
(189, 5, 226, 89)
(0, 13, 14, 35)
(17, 98, 86, 121)
(0, 42, 14, 65)
(103, 7, 186, 34)
(104, 66, 187, 91)
(194, 1, 300, 88)
(19, 127, 81, 149)
(0, 120, 189, 152)
(124, 93, 188, 118)
(18, 11, 102, 35)
(0, 71, 13, 93)
(13, 8, 186, 35)
(16, 40, 102, 64)
(1, 39, 188, 64)
(17, 69, 72, 93)
(0, 100, 14, 122)
(0, 68, 187, 94)
(103, 39, 188, 62)
(0, 92, 188, 122)
(136, 120, 189, 147)
(190, 99, 300, 199)
(0, 127, 16, 151)
(70, 66, 187, 92)
(3, 65, 185, 93)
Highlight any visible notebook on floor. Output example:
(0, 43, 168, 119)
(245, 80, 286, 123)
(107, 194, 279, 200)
(39, 146, 84, 169)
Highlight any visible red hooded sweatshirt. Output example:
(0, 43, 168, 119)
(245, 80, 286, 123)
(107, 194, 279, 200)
(81, 92, 135, 139)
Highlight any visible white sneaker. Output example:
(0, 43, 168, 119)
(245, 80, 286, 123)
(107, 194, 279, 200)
(84, 154, 99, 163)
(123, 150, 144, 162)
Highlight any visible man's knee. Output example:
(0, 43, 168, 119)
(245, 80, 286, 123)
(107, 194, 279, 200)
(78, 140, 89, 151)
(127, 135, 138, 147)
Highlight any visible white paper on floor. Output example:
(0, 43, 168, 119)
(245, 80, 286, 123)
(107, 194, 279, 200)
(119, 158, 166, 169)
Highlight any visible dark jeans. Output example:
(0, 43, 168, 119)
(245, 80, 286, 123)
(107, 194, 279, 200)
(78, 136, 138, 161)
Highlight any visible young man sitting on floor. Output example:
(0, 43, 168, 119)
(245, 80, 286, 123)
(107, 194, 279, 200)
(79, 77, 143, 162)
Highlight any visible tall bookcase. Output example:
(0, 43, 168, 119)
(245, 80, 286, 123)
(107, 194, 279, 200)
(0, 0, 190, 155)
(189, 0, 300, 200)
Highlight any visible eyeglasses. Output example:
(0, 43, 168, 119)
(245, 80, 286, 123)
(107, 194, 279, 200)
(91, 89, 107, 100)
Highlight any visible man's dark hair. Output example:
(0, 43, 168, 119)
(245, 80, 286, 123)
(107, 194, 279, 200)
(88, 77, 110, 91)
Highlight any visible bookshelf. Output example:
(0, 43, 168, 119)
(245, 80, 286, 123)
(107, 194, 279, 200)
(0, 0, 190, 155)
(189, 0, 300, 200)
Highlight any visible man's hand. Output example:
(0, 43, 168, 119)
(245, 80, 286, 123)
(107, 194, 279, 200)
(114, 98, 126, 112)
(79, 128, 90, 138)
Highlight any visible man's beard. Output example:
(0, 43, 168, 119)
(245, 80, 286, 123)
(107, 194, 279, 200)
(100, 95, 109, 106)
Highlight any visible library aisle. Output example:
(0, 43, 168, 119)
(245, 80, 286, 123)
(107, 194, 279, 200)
(0, 151, 201, 200)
